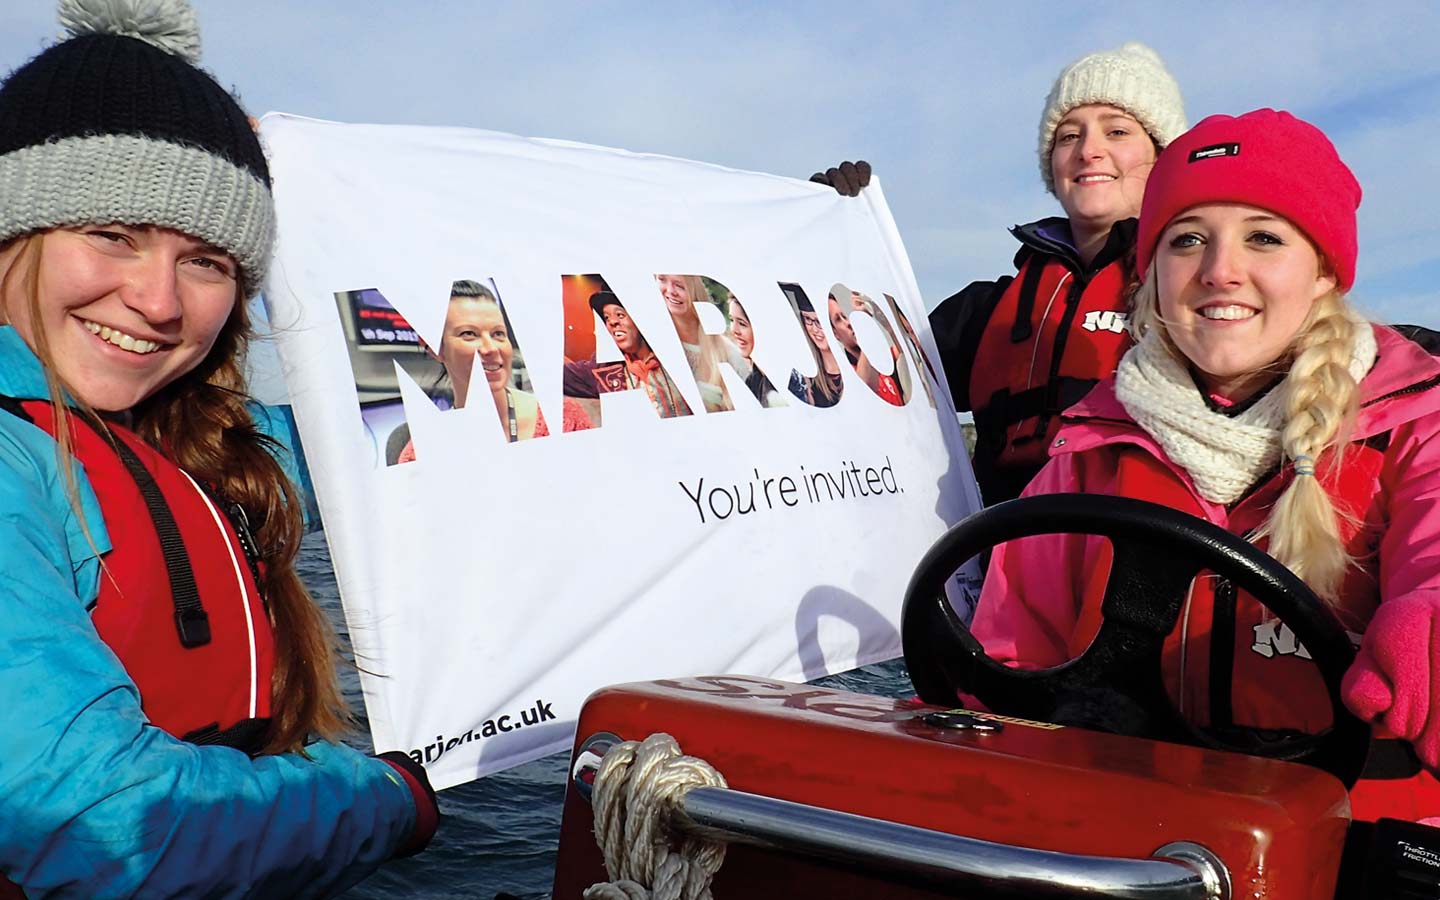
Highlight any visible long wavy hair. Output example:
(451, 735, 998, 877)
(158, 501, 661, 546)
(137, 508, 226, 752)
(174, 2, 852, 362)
(790, 299, 841, 406)
(1, 232, 348, 754)
(1129, 267, 1363, 605)
(661, 274, 735, 412)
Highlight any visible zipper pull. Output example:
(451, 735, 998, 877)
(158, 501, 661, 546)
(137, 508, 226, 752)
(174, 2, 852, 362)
(226, 500, 269, 610)
(226, 501, 261, 565)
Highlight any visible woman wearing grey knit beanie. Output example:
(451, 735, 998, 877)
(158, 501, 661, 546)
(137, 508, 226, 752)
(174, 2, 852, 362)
(929, 41, 1186, 505)
(0, 1, 438, 897)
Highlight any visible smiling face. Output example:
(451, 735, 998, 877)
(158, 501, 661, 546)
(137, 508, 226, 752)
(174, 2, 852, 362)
(439, 294, 512, 407)
(727, 297, 753, 358)
(0, 225, 239, 413)
(1050, 104, 1157, 232)
(1156, 203, 1337, 401)
(799, 310, 830, 351)
(655, 273, 695, 318)
(601, 302, 644, 357)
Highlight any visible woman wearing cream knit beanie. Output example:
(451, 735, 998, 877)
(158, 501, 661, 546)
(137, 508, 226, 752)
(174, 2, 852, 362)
(927, 42, 1186, 504)
(1038, 42, 1187, 194)
(813, 42, 1185, 504)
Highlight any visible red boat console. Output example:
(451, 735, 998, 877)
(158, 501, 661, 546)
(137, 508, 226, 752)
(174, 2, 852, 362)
(552, 675, 1352, 899)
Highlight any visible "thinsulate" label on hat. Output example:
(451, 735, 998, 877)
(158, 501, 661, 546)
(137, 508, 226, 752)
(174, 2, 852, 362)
(1189, 143, 1241, 162)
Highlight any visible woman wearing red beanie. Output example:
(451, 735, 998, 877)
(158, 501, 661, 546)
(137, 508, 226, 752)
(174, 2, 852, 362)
(971, 108, 1440, 824)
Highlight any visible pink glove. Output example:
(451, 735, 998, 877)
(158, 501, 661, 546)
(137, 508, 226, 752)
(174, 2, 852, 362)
(1342, 594, 1440, 768)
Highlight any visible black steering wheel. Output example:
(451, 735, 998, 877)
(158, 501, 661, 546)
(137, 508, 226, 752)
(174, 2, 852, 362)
(901, 494, 1370, 787)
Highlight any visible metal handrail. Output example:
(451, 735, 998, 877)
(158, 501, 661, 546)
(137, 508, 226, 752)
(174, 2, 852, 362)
(572, 733, 1230, 900)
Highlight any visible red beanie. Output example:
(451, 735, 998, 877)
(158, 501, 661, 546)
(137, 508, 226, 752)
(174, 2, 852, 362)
(1135, 109, 1362, 291)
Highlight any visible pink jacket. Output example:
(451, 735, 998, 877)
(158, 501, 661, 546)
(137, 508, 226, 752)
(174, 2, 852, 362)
(970, 324, 1440, 819)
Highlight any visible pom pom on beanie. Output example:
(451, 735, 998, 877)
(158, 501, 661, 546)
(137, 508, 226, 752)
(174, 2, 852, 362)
(59, 0, 202, 63)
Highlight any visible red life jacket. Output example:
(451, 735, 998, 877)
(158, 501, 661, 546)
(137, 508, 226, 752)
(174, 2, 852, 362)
(967, 251, 1133, 485)
(1065, 441, 1440, 822)
(5, 398, 275, 753)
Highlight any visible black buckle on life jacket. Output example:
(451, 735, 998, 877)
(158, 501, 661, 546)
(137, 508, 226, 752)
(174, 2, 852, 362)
(174, 607, 212, 648)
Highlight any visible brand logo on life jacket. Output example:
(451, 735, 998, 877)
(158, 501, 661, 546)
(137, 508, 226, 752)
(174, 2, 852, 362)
(1251, 620, 1312, 660)
(1081, 310, 1129, 334)
(1252, 621, 1363, 659)
(1255, 616, 1313, 659)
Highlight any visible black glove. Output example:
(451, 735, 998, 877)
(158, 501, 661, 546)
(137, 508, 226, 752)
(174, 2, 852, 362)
(378, 750, 440, 857)
(809, 160, 872, 197)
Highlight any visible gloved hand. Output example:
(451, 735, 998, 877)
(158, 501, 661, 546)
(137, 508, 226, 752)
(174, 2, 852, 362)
(378, 750, 440, 857)
(809, 160, 872, 197)
(1342, 594, 1440, 768)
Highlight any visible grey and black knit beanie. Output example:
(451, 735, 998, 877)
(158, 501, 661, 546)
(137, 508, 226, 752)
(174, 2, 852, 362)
(0, 0, 274, 293)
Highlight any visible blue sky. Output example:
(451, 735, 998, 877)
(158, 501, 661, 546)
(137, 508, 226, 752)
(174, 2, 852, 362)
(5, 1, 1439, 324)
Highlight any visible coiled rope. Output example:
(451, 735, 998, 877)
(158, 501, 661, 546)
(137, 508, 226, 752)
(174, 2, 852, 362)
(583, 733, 728, 900)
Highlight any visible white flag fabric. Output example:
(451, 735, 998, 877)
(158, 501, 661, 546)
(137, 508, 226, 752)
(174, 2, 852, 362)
(260, 112, 982, 789)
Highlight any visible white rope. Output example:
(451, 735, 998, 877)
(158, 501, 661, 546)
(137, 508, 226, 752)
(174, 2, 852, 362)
(583, 732, 728, 900)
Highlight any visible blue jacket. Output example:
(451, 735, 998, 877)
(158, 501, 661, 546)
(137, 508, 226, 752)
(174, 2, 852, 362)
(0, 327, 417, 899)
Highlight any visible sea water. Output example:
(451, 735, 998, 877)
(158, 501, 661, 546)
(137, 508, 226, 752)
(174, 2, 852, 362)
(299, 532, 915, 899)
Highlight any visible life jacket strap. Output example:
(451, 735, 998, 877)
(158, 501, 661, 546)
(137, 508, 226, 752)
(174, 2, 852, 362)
(976, 376, 1100, 435)
(182, 717, 273, 757)
(1008, 254, 1047, 344)
(102, 427, 212, 648)
(0, 395, 29, 422)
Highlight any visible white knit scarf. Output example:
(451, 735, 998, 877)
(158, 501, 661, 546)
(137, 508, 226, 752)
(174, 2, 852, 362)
(1114, 316, 1377, 505)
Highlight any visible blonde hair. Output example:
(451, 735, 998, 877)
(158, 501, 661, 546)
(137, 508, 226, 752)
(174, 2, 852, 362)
(2, 231, 350, 754)
(664, 275, 734, 410)
(1129, 271, 1363, 604)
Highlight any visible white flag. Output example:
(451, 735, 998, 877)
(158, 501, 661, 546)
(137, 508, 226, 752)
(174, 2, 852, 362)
(260, 113, 981, 789)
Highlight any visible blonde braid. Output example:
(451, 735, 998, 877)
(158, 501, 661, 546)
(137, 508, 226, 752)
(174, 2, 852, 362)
(1256, 290, 1362, 604)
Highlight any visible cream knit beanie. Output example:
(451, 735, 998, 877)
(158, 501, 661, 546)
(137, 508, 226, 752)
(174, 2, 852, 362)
(1038, 42, 1186, 195)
